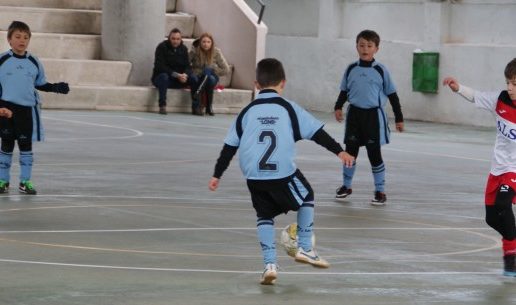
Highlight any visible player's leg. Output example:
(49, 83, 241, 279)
(286, 170, 329, 268)
(366, 143, 386, 205)
(484, 174, 516, 276)
(336, 144, 358, 200)
(14, 105, 36, 194)
(0, 138, 14, 193)
(0, 101, 14, 193)
(494, 184, 515, 276)
(247, 181, 280, 285)
(17, 138, 36, 195)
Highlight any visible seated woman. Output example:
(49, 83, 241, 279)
(189, 33, 230, 116)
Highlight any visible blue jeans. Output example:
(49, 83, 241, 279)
(152, 73, 195, 107)
(191, 70, 219, 110)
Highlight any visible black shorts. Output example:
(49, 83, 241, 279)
(344, 105, 380, 147)
(0, 100, 33, 141)
(246, 169, 314, 219)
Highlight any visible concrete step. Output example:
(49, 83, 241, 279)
(40, 85, 252, 114)
(0, 0, 102, 10)
(41, 58, 131, 86)
(0, 6, 195, 37)
(0, 0, 176, 12)
(40, 57, 232, 88)
(0, 31, 100, 60)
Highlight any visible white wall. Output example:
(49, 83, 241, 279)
(246, 0, 516, 127)
(177, 0, 267, 90)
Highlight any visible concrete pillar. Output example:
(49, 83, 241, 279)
(101, 0, 166, 85)
(423, 0, 449, 51)
(318, 0, 340, 40)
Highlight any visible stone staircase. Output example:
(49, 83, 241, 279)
(0, 0, 252, 114)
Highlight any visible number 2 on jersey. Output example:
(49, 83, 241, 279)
(258, 130, 277, 171)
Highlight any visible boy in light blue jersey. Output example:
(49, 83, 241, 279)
(209, 58, 354, 285)
(334, 30, 404, 206)
(0, 21, 70, 194)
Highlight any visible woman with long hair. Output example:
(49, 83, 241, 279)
(189, 33, 230, 115)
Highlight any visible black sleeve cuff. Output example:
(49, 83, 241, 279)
(334, 90, 348, 110)
(35, 83, 53, 92)
(311, 128, 344, 155)
(387, 92, 404, 123)
(213, 144, 238, 178)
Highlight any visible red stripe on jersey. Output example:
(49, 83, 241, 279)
(496, 97, 516, 123)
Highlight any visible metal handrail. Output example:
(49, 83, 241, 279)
(255, 0, 266, 24)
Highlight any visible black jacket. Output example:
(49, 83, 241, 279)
(151, 40, 191, 81)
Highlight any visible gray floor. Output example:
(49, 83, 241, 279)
(0, 110, 514, 305)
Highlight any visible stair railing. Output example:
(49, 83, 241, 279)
(255, 0, 266, 24)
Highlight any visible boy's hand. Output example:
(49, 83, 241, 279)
(338, 151, 354, 168)
(0, 108, 12, 118)
(443, 77, 459, 92)
(334, 109, 344, 122)
(208, 177, 219, 191)
(395, 122, 404, 132)
(53, 82, 70, 94)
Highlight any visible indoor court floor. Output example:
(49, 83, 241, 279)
(0, 110, 514, 305)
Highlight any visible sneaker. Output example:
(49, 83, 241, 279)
(335, 185, 352, 200)
(371, 191, 387, 206)
(19, 180, 37, 195)
(295, 248, 330, 268)
(503, 255, 516, 277)
(0, 180, 9, 193)
(260, 263, 278, 285)
(159, 106, 167, 115)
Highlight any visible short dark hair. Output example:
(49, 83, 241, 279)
(504, 58, 516, 80)
(356, 30, 380, 47)
(7, 21, 31, 39)
(168, 28, 181, 38)
(256, 58, 286, 87)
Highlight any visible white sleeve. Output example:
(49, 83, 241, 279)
(457, 85, 475, 102)
(457, 84, 498, 112)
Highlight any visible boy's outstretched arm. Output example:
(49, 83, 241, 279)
(36, 82, 70, 94)
(443, 77, 475, 102)
(311, 128, 354, 167)
(209, 144, 238, 191)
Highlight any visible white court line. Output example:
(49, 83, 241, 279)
(0, 258, 499, 275)
(45, 114, 228, 131)
(42, 116, 144, 140)
(384, 147, 489, 162)
(0, 227, 492, 234)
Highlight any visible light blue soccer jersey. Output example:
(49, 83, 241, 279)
(340, 60, 396, 109)
(0, 50, 47, 107)
(224, 90, 324, 180)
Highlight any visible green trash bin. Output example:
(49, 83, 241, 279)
(412, 52, 439, 93)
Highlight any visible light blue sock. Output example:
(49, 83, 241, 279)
(19, 151, 33, 182)
(372, 163, 385, 192)
(0, 150, 13, 182)
(297, 203, 314, 251)
(342, 161, 356, 188)
(257, 218, 276, 265)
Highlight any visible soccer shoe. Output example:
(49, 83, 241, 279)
(19, 180, 37, 195)
(371, 191, 387, 206)
(0, 180, 9, 193)
(503, 255, 516, 277)
(335, 185, 352, 200)
(260, 263, 278, 285)
(295, 248, 330, 268)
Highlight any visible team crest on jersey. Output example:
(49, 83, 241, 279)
(258, 116, 279, 125)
